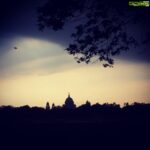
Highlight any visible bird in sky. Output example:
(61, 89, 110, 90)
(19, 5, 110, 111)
(13, 46, 18, 50)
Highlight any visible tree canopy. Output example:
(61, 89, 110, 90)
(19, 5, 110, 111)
(37, 0, 150, 67)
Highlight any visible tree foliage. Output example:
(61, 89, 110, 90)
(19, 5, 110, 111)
(37, 0, 150, 67)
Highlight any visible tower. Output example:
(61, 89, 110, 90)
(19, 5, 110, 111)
(46, 102, 50, 110)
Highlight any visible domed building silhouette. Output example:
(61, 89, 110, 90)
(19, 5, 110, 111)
(63, 93, 76, 109)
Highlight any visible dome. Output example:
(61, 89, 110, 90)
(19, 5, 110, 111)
(65, 94, 73, 102)
(64, 94, 76, 109)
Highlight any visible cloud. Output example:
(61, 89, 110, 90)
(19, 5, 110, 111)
(0, 37, 79, 78)
(0, 36, 150, 79)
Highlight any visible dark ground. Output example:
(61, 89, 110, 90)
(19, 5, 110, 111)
(0, 104, 150, 150)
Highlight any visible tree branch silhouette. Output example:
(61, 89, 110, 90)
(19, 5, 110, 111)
(37, 0, 150, 67)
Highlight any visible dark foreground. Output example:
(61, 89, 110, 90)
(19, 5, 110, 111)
(0, 103, 150, 150)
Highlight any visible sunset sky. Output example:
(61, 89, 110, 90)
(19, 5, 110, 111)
(0, 0, 150, 107)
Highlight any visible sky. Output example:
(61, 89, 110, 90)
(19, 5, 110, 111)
(0, 0, 150, 107)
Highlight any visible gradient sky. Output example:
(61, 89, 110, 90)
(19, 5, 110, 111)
(0, 0, 150, 107)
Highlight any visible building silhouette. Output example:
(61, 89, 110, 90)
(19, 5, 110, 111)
(52, 103, 55, 109)
(46, 102, 50, 110)
(63, 93, 76, 109)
